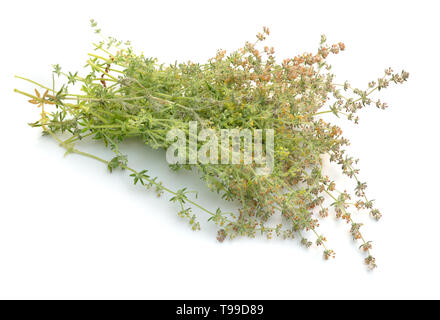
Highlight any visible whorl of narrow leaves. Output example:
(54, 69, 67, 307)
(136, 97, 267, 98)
(15, 21, 408, 269)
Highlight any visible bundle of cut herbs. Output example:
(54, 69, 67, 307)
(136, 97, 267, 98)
(15, 21, 408, 269)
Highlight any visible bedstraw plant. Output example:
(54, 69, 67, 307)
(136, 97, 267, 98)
(15, 21, 409, 269)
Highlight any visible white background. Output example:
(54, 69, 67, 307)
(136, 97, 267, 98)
(1, 0, 439, 299)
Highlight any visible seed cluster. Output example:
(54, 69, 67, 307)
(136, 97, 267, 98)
(16, 21, 408, 269)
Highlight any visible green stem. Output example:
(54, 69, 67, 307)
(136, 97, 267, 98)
(51, 130, 226, 221)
